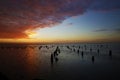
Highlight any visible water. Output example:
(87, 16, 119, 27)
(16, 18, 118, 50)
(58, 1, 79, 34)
(0, 43, 120, 80)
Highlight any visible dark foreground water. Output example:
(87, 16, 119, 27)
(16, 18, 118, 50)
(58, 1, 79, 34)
(0, 43, 120, 80)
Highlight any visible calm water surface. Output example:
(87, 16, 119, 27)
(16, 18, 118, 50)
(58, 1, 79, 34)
(0, 43, 120, 80)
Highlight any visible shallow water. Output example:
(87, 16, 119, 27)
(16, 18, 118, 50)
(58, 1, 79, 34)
(0, 43, 120, 80)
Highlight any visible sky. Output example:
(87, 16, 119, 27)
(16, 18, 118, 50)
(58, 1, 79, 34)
(0, 0, 120, 43)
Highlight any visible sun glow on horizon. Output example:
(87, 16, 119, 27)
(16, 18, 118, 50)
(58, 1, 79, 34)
(24, 30, 38, 39)
(0, 13, 120, 43)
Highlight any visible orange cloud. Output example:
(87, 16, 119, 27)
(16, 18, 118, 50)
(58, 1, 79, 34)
(0, 0, 120, 39)
(0, 0, 93, 39)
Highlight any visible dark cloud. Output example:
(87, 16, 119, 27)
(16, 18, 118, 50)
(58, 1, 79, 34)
(94, 28, 120, 33)
(0, 0, 120, 38)
(67, 23, 73, 26)
(94, 29, 108, 32)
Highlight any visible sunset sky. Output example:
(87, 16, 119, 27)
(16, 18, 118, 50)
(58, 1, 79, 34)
(0, 0, 120, 43)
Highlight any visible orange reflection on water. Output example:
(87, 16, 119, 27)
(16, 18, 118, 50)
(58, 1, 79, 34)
(23, 46, 39, 78)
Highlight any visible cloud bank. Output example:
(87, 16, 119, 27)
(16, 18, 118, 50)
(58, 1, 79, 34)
(0, 0, 120, 38)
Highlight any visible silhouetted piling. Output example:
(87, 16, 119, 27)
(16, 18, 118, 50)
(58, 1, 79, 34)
(90, 48, 92, 52)
(55, 57, 59, 62)
(51, 54, 54, 64)
(100, 44, 103, 48)
(97, 49, 100, 54)
(56, 46, 60, 53)
(92, 56, 95, 63)
(39, 46, 42, 50)
(53, 46, 61, 58)
(73, 49, 75, 52)
(53, 51, 57, 57)
(109, 50, 112, 57)
(81, 51, 84, 58)
(77, 50, 79, 53)
(46, 45, 49, 49)
(67, 46, 70, 49)
(77, 50, 79, 56)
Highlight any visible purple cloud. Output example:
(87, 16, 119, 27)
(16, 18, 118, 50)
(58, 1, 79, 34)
(0, 0, 120, 38)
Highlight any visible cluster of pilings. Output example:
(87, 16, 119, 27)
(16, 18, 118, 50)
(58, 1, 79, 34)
(65, 44, 112, 63)
(51, 46, 60, 65)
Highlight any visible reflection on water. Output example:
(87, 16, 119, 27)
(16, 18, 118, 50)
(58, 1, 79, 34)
(0, 43, 120, 80)
(0, 45, 39, 80)
(24, 48, 38, 79)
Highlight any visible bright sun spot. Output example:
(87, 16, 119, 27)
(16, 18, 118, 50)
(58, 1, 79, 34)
(25, 30, 38, 38)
